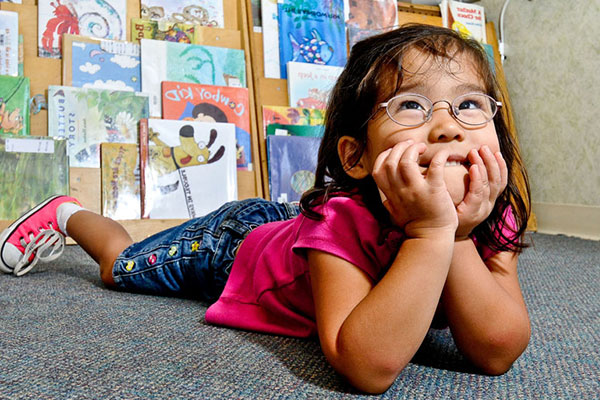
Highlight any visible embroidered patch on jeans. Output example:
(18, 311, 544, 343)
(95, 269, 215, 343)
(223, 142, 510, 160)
(148, 254, 157, 265)
(125, 260, 135, 271)
(168, 245, 178, 256)
(191, 241, 200, 252)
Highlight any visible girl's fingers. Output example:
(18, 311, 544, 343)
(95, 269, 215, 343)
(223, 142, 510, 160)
(480, 145, 499, 188)
(495, 151, 509, 189)
(373, 140, 414, 190)
(398, 142, 426, 184)
(424, 149, 449, 185)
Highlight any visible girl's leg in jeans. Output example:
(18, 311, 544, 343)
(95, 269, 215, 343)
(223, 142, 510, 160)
(66, 210, 133, 288)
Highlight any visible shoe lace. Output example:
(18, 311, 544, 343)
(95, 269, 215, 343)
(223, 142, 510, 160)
(13, 229, 65, 277)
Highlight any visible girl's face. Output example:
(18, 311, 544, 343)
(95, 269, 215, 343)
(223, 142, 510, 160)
(358, 50, 500, 205)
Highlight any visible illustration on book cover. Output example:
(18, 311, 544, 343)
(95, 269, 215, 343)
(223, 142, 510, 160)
(70, 38, 141, 92)
(38, 0, 127, 58)
(141, 0, 224, 27)
(142, 119, 237, 219)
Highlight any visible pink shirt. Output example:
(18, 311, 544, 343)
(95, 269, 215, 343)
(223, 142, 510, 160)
(204, 196, 515, 338)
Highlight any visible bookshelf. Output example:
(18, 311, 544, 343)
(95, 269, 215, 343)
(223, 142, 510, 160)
(0, 1, 535, 240)
(0, 0, 263, 241)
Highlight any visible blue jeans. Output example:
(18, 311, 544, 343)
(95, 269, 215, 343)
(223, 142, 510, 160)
(112, 199, 300, 302)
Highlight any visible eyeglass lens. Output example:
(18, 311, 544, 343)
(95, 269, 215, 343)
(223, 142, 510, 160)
(387, 93, 497, 126)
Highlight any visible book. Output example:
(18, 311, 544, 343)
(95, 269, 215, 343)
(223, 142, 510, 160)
(47, 85, 150, 168)
(142, 118, 237, 219)
(62, 34, 141, 92)
(0, 135, 69, 220)
(0, 75, 30, 136)
(141, 0, 224, 28)
(267, 135, 321, 203)
(440, 0, 487, 43)
(140, 39, 247, 117)
(286, 62, 342, 109)
(261, 0, 280, 78)
(346, 0, 397, 48)
(161, 81, 252, 170)
(131, 18, 195, 45)
(38, 0, 127, 58)
(100, 142, 140, 220)
(262, 105, 325, 135)
(266, 123, 323, 137)
(277, 0, 347, 79)
(0, 10, 18, 76)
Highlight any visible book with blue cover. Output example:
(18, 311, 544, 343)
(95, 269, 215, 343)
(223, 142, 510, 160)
(63, 34, 141, 92)
(267, 134, 321, 203)
(141, 39, 247, 117)
(277, 0, 347, 79)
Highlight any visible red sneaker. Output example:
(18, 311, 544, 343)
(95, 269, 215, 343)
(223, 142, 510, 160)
(0, 195, 81, 276)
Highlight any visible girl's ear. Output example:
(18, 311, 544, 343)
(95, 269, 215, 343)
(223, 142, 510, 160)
(337, 136, 369, 179)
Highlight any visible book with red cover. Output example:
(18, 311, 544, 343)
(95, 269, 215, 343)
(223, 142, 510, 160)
(161, 81, 252, 170)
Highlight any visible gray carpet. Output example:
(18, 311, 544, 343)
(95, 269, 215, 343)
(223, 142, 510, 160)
(1, 233, 598, 399)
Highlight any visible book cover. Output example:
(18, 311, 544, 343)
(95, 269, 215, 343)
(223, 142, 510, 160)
(346, 0, 397, 47)
(143, 118, 237, 219)
(266, 122, 323, 137)
(0, 10, 18, 76)
(141, 0, 224, 28)
(267, 134, 320, 203)
(47, 85, 150, 168)
(287, 61, 342, 109)
(161, 81, 252, 170)
(63, 35, 141, 92)
(141, 39, 247, 117)
(131, 18, 195, 45)
(441, 0, 487, 43)
(100, 142, 140, 220)
(261, 0, 280, 78)
(0, 75, 30, 136)
(262, 105, 325, 135)
(277, 0, 347, 79)
(0, 135, 69, 220)
(38, 0, 127, 58)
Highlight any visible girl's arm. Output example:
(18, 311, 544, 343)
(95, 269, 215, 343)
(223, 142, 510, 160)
(309, 230, 454, 394)
(441, 241, 530, 374)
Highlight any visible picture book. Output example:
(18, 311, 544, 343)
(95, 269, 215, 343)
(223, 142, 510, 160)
(63, 35, 141, 92)
(100, 142, 140, 220)
(277, 0, 347, 79)
(161, 81, 252, 170)
(440, 0, 487, 43)
(38, 0, 127, 58)
(250, 0, 261, 28)
(142, 118, 237, 219)
(0, 135, 69, 220)
(346, 0, 397, 47)
(0, 75, 30, 136)
(140, 39, 247, 117)
(0, 10, 18, 76)
(131, 18, 195, 45)
(262, 105, 325, 135)
(287, 62, 343, 109)
(267, 135, 320, 203)
(141, 0, 224, 28)
(47, 85, 150, 168)
(266, 123, 323, 137)
(261, 0, 280, 78)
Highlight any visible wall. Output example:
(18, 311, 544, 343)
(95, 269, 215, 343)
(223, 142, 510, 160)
(480, 0, 600, 239)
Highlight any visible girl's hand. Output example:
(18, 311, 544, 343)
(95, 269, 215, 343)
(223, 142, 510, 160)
(373, 141, 458, 238)
(455, 146, 508, 239)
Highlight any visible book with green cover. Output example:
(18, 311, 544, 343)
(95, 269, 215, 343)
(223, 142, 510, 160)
(0, 135, 69, 219)
(0, 75, 30, 136)
(47, 85, 149, 168)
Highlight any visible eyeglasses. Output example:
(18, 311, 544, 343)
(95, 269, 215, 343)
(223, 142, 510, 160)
(376, 92, 502, 127)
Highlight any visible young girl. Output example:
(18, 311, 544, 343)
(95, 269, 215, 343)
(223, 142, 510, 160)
(0, 24, 531, 394)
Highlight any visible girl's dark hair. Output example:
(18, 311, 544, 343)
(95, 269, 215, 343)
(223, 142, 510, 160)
(299, 24, 530, 253)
